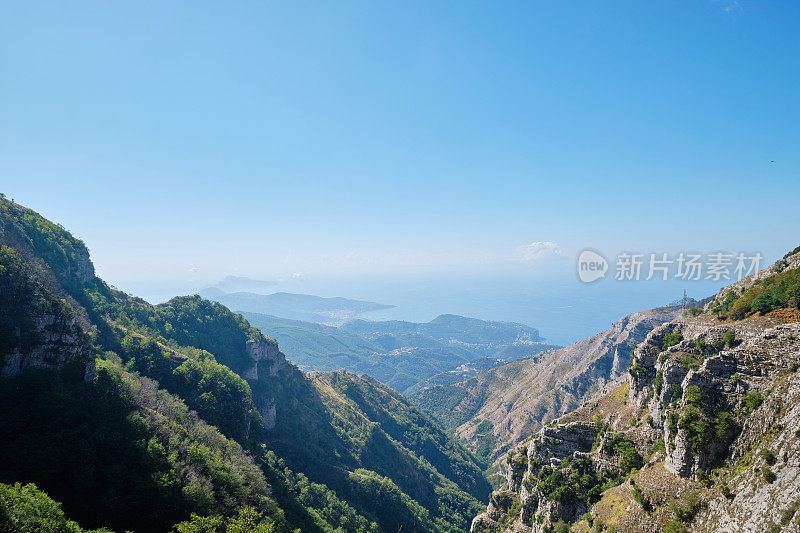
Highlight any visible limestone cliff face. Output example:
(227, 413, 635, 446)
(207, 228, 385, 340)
(471, 422, 602, 533)
(241, 338, 286, 380)
(451, 306, 680, 460)
(238, 338, 287, 430)
(628, 317, 794, 479)
(1, 311, 92, 378)
(72, 245, 95, 285)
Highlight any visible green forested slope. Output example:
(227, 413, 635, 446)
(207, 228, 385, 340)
(0, 197, 489, 533)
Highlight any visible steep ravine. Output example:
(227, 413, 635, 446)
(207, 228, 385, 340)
(412, 306, 680, 464)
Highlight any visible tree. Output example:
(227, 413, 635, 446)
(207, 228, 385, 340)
(684, 385, 704, 406)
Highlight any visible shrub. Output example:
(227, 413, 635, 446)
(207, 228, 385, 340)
(763, 467, 777, 484)
(685, 385, 704, 406)
(670, 489, 701, 522)
(631, 485, 651, 512)
(653, 370, 664, 396)
(722, 330, 736, 347)
(668, 412, 679, 437)
(724, 267, 800, 319)
(664, 520, 687, 533)
(671, 383, 683, 402)
(653, 436, 666, 454)
(694, 338, 706, 352)
(663, 331, 683, 351)
(781, 498, 799, 525)
(744, 391, 764, 413)
(761, 449, 777, 466)
(678, 353, 703, 371)
(679, 406, 710, 452)
(713, 411, 735, 439)
(630, 360, 648, 377)
(553, 520, 569, 533)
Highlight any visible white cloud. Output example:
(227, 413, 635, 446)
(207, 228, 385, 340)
(516, 241, 564, 262)
(712, 0, 741, 14)
(189, 266, 200, 273)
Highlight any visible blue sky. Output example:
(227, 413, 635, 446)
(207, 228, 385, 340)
(1, 1, 798, 289)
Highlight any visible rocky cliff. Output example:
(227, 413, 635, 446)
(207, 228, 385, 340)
(472, 248, 800, 532)
(1, 311, 92, 379)
(413, 306, 680, 464)
(0, 200, 95, 380)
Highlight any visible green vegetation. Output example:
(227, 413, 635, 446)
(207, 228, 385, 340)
(662, 330, 683, 351)
(629, 358, 648, 378)
(630, 480, 651, 512)
(722, 330, 736, 347)
(603, 434, 643, 474)
(668, 412, 679, 437)
(713, 411, 735, 439)
(0, 198, 92, 293)
(711, 291, 739, 317)
(761, 449, 777, 466)
(744, 391, 764, 413)
(0, 482, 112, 533)
(721, 265, 800, 319)
(694, 338, 706, 352)
(0, 362, 285, 532)
(0, 245, 89, 365)
(652, 436, 666, 455)
(669, 489, 701, 523)
(0, 198, 489, 532)
(652, 370, 664, 396)
(173, 507, 278, 533)
(663, 521, 687, 533)
(409, 384, 474, 430)
(678, 406, 710, 452)
(535, 456, 605, 508)
(677, 353, 703, 371)
(763, 467, 777, 483)
(780, 498, 800, 526)
(684, 385, 704, 406)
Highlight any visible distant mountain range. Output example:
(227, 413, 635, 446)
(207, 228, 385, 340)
(199, 287, 395, 325)
(242, 312, 560, 393)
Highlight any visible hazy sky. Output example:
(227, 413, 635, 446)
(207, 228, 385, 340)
(2, 1, 798, 287)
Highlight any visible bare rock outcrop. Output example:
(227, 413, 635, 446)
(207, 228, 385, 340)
(1, 309, 93, 379)
(242, 338, 287, 380)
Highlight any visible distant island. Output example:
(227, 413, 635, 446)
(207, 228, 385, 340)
(199, 285, 395, 325)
